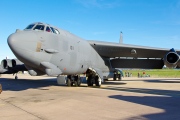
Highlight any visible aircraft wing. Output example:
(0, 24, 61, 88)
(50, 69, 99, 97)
(88, 40, 180, 58)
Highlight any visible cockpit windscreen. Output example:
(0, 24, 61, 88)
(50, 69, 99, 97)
(25, 24, 35, 29)
(24, 23, 60, 34)
(33, 25, 45, 31)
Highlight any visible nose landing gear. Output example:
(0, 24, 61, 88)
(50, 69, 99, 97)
(66, 75, 81, 87)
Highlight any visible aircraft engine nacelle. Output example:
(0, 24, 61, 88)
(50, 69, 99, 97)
(1, 59, 23, 69)
(1, 59, 7, 69)
(11, 59, 27, 71)
(164, 49, 180, 68)
(11, 59, 23, 67)
(1, 59, 13, 69)
(28, 70, 37, 76)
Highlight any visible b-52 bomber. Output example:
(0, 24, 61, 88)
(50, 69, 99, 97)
(7, 22, 180, 87)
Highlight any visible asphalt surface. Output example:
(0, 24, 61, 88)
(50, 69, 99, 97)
(0, 74, 180, 120)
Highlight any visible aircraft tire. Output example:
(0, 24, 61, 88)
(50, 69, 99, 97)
(87, 80, 92, 86)
(74, 75, 81, 87)
(15, 76, 18, 80)
(87, 76, 90, 86)
(77, 76, 81, 86)
(74, 81, 78, 87)
(76, 79, 81, 86)
(67, 78, 72, 87)
(71, 81, 74, 86)
(95, 81, 99, 86)
(117, 74, 121, 81)
(87, 76, 93, 86)
(95, 76, 100, 87)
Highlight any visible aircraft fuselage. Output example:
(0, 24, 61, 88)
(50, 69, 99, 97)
(8, 23, 109, 77)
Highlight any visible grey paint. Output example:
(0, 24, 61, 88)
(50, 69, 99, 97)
(6, 22, 180, 80)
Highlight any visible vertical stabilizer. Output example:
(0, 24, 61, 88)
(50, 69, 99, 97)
(119, 31, 123, 44)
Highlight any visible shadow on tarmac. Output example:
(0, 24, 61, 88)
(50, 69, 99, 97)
(123, 78, 180, 83)
(103, 87, 180, 97)
(0, 77, 61, 91)
(102, 81, 126, 85)
(0, 77, 127, 91)
(144, 79, 180, 83)
(109, 95, 180, 120)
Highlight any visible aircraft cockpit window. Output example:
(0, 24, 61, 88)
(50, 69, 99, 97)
(54, 29, 60, 34)
(25, 24, 35, 29)
(50, 27, 60, 34)
(46, 26, 51, 32)
(33, 25, 45, 31)
(50, 27, 56, 33)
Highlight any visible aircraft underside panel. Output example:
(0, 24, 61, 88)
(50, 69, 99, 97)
(110, 59, 164, 69)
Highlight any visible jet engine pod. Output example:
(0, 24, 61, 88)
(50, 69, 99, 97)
(28, 70, 37, 76)
(11, 59, 24, 67)
(1, 59, 13, 68)
(164, 51, 180, 68)
(1, 59, 7, 69)
(11, 59, 17, 67)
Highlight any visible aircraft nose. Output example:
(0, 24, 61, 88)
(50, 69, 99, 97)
(7, 31, 38, 61)
(7, 33, 23, 56)
(7, 33, 18, 50)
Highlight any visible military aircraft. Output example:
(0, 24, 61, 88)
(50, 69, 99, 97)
(0, 59, 27, 79)
(7, 22, 180, 87)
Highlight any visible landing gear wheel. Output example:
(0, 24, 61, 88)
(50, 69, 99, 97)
(15, 76, 18, 80)
(87, 75, 93, 86)
(87, 80, 93, 86)
(71, 81, 74, 86)
(95, 80, 99, 86)
(74, 75, 79, 87)
(95, 76, 100, 87)
(118, 74, 122, 81)
(74, 78, 81, 87)
(113, 74, 116, 81)
(77, 78, 81, 86)
(74, 81, 78, 87)
(67, 78, 72, 87)
(76, 75, 81, 86)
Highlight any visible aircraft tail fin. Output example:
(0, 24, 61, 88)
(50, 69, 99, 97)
(119, 31, 123, 44)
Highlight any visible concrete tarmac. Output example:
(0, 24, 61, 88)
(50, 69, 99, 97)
(0, 74, 180, 120)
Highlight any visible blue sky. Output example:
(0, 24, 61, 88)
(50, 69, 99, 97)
(0, 0, 180, 60)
